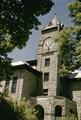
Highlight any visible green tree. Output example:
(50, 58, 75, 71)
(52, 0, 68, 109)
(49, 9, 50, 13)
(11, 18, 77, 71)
(58, 27, 81, 78)
(68, 0, 81, 25)
(0, 0, 54, 80)
(65, 113, 77, 120)
(68, 0, 81, 63)
(58, 0, 81, 78)
(0, 92, 37, 120)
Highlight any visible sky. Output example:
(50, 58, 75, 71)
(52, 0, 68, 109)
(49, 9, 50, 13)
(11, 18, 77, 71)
(8, 0, 72, 62)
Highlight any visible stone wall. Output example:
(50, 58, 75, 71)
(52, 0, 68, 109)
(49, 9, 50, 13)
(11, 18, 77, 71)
(37, 27, 60, 97)
(69, 80, 81, 120)
(21, 69, 42, 98)
(0, 68, 42, 101)
(0, 70, 24, 101)
(30, 96, 77, 120)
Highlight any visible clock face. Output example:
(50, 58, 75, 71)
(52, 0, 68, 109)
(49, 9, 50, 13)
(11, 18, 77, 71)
(44, 37, 54, 50)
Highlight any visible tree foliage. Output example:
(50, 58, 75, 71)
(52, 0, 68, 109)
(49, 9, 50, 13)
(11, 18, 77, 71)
(65, 113, 77, 120)
(68, 0, 81, 25)
(0, 0, 54, 80)
(0, 0, 54, 49)
(58, 27, 81, 77)
(58, 0, 81, 78)
(0, 92, 37, 120)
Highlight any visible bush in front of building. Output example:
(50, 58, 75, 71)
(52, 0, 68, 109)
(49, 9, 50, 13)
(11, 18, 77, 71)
(0, 92, 37, 120)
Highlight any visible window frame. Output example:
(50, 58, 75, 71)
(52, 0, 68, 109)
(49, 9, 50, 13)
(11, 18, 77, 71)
(44, 72, 49, 81)
(11, 76, 18, 93)
(55, 105, 62, 117)
(43, 89, 48, 96)
(45, 58, 50, 66)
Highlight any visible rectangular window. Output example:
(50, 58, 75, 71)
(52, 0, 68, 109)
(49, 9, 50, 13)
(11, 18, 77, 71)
(45, 58, 50, 66)
(5, 80, 10, 90)
(43, 89, 48, 96)
(11, 76, 17, 93)
(44, 72, 49, 81)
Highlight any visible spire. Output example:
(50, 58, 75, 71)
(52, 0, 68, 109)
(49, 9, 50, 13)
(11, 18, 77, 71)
(41, 14, 64, 31)
(48, 14, 61, 27)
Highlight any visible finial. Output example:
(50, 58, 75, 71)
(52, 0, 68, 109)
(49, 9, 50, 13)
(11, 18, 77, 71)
(55, 13, 57, 15)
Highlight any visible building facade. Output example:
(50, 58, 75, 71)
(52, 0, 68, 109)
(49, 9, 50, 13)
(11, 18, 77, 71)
(0, 15, 81, 120)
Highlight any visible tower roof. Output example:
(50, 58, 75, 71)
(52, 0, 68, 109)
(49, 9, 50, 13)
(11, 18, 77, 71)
(42, 14, 63, 31)
(48, 14, 61, 27)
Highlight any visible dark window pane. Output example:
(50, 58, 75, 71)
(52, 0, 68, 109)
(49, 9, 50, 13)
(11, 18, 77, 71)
(55, 105, 62, 117)
(45, 58, 50, 66)
(43, 89, 48, 96)
(11, 77, 17, 93)
(44, 73, 49, 81)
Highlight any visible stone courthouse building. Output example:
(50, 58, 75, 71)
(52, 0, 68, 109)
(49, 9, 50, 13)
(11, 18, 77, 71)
(1, 15, 81, 120)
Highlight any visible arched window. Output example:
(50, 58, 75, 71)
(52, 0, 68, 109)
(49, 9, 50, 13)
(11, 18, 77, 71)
(55, 105, 62, 117)
(34, 105, 44, 120)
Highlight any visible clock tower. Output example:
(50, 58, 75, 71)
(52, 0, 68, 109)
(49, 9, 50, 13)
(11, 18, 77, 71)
(37, 15, 63, 96)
